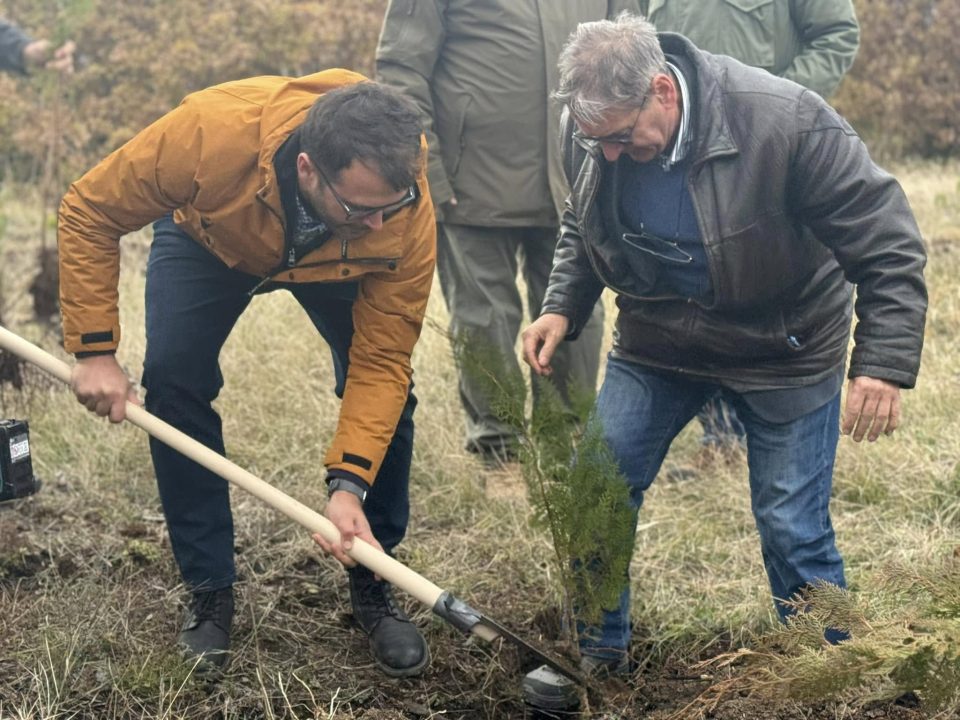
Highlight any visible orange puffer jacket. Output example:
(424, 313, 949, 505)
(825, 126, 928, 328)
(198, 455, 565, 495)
(58, 69, 436, 486)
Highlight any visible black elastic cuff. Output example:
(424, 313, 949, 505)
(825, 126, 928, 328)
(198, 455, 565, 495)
(75, 350, 117, 359)
(325, 469, 370, 495)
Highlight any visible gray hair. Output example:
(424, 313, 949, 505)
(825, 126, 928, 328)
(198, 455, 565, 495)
(555, 12, 666, 126)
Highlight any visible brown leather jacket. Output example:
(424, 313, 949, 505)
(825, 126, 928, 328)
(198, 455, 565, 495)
(543, 35, 926, 391)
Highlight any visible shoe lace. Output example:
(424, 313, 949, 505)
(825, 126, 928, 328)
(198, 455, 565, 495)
(192, 590, 227, 623)
(353, 575, 401, 620)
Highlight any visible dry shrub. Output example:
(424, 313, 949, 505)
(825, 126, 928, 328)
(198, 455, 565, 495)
(834, 0, 960, 159)
(0, 348, 25, 390)
(2, 0, 957, 179)
(0, 0, 388, 184)
(28, 245, 59, 322)
(0, 305, 25, 390)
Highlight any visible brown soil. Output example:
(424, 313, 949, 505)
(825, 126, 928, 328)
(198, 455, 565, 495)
(0, 492, 934, 720)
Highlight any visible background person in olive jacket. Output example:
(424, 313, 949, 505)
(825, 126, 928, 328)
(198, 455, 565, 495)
(58, 74, 435, 678)
(638, 0, 860, 463)
(375, 0, 638, 467)
(0, 18, 75, 75)
(520, 15, 925, 703)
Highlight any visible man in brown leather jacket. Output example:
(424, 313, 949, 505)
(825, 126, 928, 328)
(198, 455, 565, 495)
(520, 14, 926, 706)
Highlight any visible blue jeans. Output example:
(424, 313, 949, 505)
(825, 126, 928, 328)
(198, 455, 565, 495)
(142, 216, 415, 591)
(579, 357, 845, 658)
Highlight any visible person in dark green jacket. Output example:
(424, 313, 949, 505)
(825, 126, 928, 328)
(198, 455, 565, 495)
(376, 1, 639, 468)
(639, 0, 860, 464)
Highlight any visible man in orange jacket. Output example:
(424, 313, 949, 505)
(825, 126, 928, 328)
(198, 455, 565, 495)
(58, 73, 436, 677)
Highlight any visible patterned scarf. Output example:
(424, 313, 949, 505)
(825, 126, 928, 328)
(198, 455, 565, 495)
(292, 191, 331, 253)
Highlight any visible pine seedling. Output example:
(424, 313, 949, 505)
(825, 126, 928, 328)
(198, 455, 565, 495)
(452, 331, 635, 642)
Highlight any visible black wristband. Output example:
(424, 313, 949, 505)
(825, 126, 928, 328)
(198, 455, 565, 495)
(326, 472, 369, 503)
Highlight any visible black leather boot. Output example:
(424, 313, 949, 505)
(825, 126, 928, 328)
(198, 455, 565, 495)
(178, 586, 234, 673)
(348, 566, 429, 677)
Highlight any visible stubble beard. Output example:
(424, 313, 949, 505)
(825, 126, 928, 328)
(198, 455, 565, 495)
(308, 194, 371, 243)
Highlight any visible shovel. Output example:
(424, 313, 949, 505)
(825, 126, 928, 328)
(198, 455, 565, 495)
(0, 324, 584, 686)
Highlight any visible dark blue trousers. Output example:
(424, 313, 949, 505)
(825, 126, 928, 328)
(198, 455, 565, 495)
(142, 216, 415, 591)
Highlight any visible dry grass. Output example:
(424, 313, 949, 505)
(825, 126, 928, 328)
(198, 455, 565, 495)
(0, 161, 958, 719)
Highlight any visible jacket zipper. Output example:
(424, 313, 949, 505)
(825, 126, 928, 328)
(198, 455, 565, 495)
(247, 241, 297, 297)
(247, 250, 402, 297)
(248, 192, 403, 295)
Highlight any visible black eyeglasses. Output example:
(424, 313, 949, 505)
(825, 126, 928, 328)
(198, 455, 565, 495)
(315, 162, 417, 221)
(577, 96, 648, 145)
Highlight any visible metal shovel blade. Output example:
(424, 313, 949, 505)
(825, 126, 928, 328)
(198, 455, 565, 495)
(433, 591, 585, 686)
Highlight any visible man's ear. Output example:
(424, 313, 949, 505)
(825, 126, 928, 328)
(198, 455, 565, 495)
(651, 72, 678, 109)
(296, 152, 314, 182)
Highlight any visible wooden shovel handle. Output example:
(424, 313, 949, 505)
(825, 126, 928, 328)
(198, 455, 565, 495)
(0, 325, 498, 641)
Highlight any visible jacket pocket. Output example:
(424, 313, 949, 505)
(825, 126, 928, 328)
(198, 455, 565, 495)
(710, 210, 820, 309)
(435, 92, 472, 182)
(716, 0, 776, 70)
(723, 0, 773, 11)
(617, 300, 794, 367)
